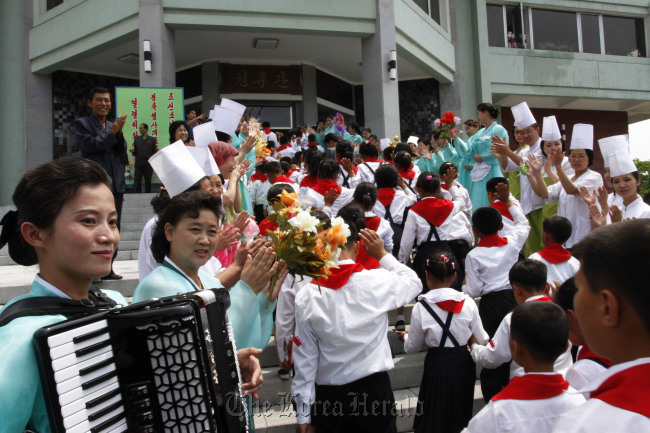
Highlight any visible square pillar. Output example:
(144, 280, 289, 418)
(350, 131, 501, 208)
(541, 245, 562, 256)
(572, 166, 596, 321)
(139, 0, 175, 88)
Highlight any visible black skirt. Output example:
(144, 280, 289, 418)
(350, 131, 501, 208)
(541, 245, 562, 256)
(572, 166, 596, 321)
(413, 346, 476, 433)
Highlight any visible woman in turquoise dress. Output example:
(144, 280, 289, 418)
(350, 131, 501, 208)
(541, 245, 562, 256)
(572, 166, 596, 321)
(469, 103, 509, 209)
(451, 119, 480, 190)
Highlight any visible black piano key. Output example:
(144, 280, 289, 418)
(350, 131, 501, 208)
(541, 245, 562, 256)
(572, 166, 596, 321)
(72, 327, 109, 344)
(90, 411, 124, 433)
(79, 357, 115, 376)
(82, 370, 117, 390)
(88, 400, 123, 422)
(86, 388, 122, 409)
(76, 339, 111, 357)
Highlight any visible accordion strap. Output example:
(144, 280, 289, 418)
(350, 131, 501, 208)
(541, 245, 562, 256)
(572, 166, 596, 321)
(0, 286, 115, 327)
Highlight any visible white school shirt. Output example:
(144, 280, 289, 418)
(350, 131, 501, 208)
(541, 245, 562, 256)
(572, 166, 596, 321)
(464, 373, 585, 433)
(299, 184, 355, 217)
(275, 273, 311, 363)
(365, 211, 394, 253)
(403, 289, 489, 353)
(462, 204, 530, 298)
(528, 252, 580, 285)
(397, 195, 474, 264)
(552, 358, 650, 433)
(289, 169, 302, 183)
(546, 169, 603, 248)
(357, 160, 385, 184)
(249, 179, 271, 207)
(372, 187, 418, 226)
(292, 255, 422, 424)
(565, 357, 609, 391)
(336, 165, 361, 189)
(441, 182, 473, 221)
(504, 138, 544, 215)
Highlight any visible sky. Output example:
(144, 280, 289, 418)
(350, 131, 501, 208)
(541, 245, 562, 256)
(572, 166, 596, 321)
(630, 119, 650, 161)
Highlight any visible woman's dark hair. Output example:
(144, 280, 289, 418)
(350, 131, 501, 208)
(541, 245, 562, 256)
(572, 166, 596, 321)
(310, 210, 332, 230)
(382, 147, 395, 162)
(541, 140, 566, 158)
(569, 148, 594, 166)
(335, 140, 354, 160)
(393, 151, 412, 171)
(151, 191, 223, 264)
(306, 150, 324, 178)
(415, 171, 441, 194)
(464, 118, 480, 128)
(337, 203, 366, 249)
(169, 120, 189, 143)
(293, 151, 303, 165)
(375, 164, 399, 189)
(359, 142, 379, 158)
(353, 182, 378, 211)
(3, 157, 111, 266)
(394, 143, 413, 156)
(318, 159, 341, 181)
(216, 131, 232, 143)
(425, 249, 457, 283)
(477, 102, 499, 119)
(151, 189, 171, 215)
(511, 125, 520, 145)
(432, 130, 442, 141)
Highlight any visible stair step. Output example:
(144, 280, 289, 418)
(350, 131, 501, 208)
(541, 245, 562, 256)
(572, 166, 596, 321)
(121, 214, 155, 224)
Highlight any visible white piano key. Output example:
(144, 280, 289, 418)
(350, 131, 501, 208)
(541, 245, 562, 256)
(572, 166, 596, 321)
(54, 351, 114, 384)
(63, 393, 122, 430)
(52, 345, 112, 372)
(106, 421, 128, 433)
(67, 405, 125, 433)
(49, 332, 110, 361)
(56, 363, 116, 395)
(60, 381, 120, 419)
(59, 376, 118, 407)
(47, 319, 108, 349)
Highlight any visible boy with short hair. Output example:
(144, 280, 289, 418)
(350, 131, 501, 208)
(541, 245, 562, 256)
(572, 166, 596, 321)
(552, 220, 650, 432)
(264, 161, 295, 186)
(486, 177, 517, 237)
(529, 216, 580, 286)
(465, 302, 585, 433)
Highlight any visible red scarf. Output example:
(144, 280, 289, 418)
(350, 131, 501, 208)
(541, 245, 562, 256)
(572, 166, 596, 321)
(490, 200, 514, 222)
(577, 343, 612, 368)
(398, 164, 416, 180)
(354, 216, 383, 270)
(530, 295, 553, 303)
(307, 142, 318, 148)
(410, 198, 455, 227)
(477, 234, 508, 248)
(338, 161, 358, 175)
(264, 128, 272, 135)
(363, 157, 383, 164)
(272, 175, 295, 184)
(377, 188, 396, 207)
(250, 172, 267, 182)
(436, 299, 465, 313)
(258, 218, 279, 235)
(440, 184, 450, 191)
(277, 144, 290, 152)
(537, 243, 572, 264)
(590, 362, 650, 417)
(312, 263, 365, 289)
(492, 374, 569, 401)
(365, 216, 381, 232)
(312, 178, 342, 196)
(300, 175, 319, 189)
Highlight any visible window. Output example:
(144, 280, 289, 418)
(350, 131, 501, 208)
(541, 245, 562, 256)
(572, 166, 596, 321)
(487, 4, 505, 48)
(248, 106, 293, 129)
(603, 16, 646, 57)
(412, 0, 442, 25)
(580, 14, 601, 54)
(531, 9, 579, 52)
(47, 0, 65, 10)
(505, 5, 529, 48)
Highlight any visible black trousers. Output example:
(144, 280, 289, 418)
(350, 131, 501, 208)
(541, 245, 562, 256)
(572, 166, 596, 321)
(134, 163, 153, 193)
(311, 371, 397, 433)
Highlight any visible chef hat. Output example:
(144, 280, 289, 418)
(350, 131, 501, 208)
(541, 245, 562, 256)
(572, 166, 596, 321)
(220, 98, 246, 118)
(407, 136, 419, 146)
(192, 122, 217, 148)
(598, 135, 630, 168)
(380, 138, 390, 150)
(148, 140, 207, 197)
(511, 102, 536, 129)
(541, 116, 561, 141)
(212, 106, 242, 138)
(607, 147, 637, 178)
(570, 124, 594, 150)
(186, 145, 220, 176)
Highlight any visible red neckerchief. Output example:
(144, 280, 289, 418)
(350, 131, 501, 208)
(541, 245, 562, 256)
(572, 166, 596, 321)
(300, 175, 319, 188)
(258, 218, 279, 235)
(312, 178, 342, 196)
(363, 157, 383, 163)
(250, 172, 267, 182)
(590, 362, 650, 417)
(312, 263, 365, 289)
(477, 234, 508, 248)
(492, 374, 569, 401)
(264, 128, 272, 135)
(436, 299, 465, 313)
(529, 295, 553, 303)
(398, 164, 416, 180)
(307, 142, 318, 148)
(277, 144, 289, 152)
(338, 160, 358, 175)
(355, 243, 380, 270)
(537, 243, 572, 264)
(377, 188, 396, 207)
(440, 184, 450, 191)
(410, 198, 455, 227)
(577, 343, 612, 368)
(365, 216, 381, 232)
(272, 175, 295, 184)
(490, 200, 514, 222)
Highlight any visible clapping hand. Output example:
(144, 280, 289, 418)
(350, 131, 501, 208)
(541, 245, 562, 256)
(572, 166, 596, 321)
(579, 186, 597, 206)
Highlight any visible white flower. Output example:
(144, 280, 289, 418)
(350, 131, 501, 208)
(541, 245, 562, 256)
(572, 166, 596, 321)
(288, 210, 320, 233)
(329, 217, 352, 238)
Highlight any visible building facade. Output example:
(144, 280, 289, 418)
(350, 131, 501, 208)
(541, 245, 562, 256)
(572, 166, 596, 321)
(0, 0, 648, 204)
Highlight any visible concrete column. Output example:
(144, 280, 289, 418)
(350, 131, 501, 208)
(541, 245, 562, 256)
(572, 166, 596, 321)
(202, 61, 220, 114)
(472, 0, 492, 103)
(361, 0, 400, 138)
(0, 0, 26, 205)
(301, 64, 318, 127)
(139, 0, 175, 87)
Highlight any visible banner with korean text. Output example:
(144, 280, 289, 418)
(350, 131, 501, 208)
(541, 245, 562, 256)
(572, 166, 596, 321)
(115, 86, 185, 187)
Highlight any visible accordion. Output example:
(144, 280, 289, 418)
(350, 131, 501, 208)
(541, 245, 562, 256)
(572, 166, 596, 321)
(33, 289, 249, 433)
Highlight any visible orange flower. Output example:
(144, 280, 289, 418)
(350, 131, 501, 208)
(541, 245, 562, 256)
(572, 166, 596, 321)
(280, 190, 299, 207)
(326, 225, 347, 249)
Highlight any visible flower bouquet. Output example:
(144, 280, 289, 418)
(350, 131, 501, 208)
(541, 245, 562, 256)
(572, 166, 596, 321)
(263, 190, 349, 305)
(248, 117, 273, 159)
(433, 112, 462, 140)
(390, 135, 400, 147)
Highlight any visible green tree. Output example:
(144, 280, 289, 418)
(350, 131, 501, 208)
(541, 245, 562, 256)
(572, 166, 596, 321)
(633, 159, 650, 204)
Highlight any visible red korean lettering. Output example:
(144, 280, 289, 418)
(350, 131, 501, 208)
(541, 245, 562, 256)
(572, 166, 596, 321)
(167, 102, 174, 110)
(151, 112, 157, 120)
(168, 92, 174, 100)
(150, 93, 156, 102)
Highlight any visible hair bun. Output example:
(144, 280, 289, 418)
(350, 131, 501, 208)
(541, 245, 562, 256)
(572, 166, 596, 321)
(0, 210, 19, 250)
